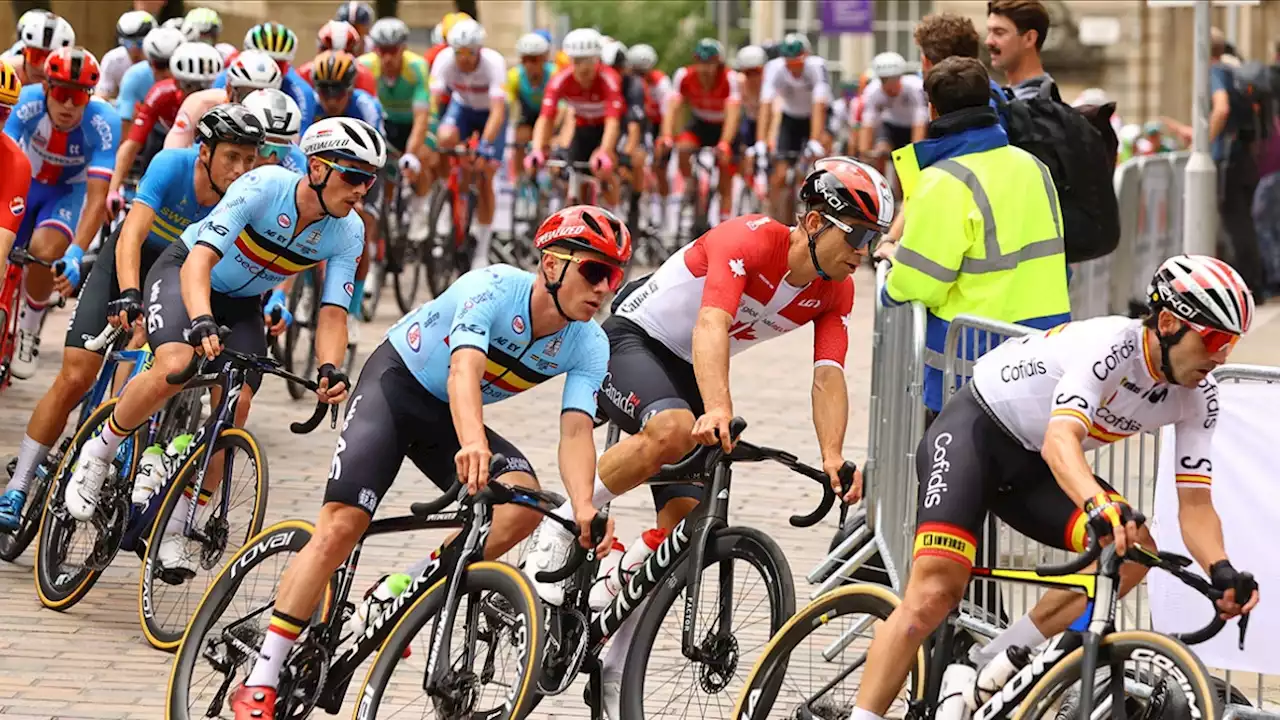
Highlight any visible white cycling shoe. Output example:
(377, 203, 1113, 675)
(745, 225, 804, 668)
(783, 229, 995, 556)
(523, 516, 574, 606)
(64, 454, 110, 521)
(157, 530, 199, 578)
(601, 668, 622, 720)
(10, 329, 39, 379)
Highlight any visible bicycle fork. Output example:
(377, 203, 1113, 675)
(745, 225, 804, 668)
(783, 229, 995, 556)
(423, 500, 492, 697)
(680, 461, 732, 663)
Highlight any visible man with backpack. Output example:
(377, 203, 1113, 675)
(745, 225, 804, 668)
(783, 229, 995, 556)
(985, 0, 1053, 100)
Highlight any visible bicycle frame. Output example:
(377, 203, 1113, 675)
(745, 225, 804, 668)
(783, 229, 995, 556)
(444, 150, 479, 250)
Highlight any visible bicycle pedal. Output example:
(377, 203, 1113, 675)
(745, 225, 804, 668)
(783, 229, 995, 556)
(159, 566, 197, 586)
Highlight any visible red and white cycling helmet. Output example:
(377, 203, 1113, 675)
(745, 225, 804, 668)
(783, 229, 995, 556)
(534, 205, 632, 265)
(1148, 254, 1254, 336)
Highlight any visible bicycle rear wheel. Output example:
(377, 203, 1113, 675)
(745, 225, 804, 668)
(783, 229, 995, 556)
(355, 561, 545, 720)
(425, 188, 461, 298)
(622, 525, 795, 720)
(0, 436, 63, 561)
(139, 427, 269, 650)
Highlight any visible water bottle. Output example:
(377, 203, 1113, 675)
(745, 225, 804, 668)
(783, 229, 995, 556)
(131, 445, 166, 506)
(346, 572, 413, 638)
(588, 528, 668, 609)
(588, 539, 627, 610)
(937, 663, 977, 720)
(972, 645, 1030, 705)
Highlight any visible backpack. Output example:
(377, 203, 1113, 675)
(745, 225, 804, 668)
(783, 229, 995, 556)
(1230, 61, 1275, 145)
(992, 82, 1121, 263)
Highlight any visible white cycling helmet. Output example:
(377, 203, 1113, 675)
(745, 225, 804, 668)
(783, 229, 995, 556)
(244, 88, 301, 140)
(142, 27, 185, 64)
(20, 14, 75, 52)
(872, 51, 907, 79)
(226, 49, 283, 91)
(735, 45, 766, 70)
(515, 32, 550, 58)
(16, 9, 53, 43)
(626, 43, 657, 71)
(447, 18, 485, 50)
(562, 28, 603, 59)
(116, 10, 156, 43)
(602, 40, 627, 68)
(431, 23, 444, 46)
(369, 17, 410, 48)
(182, 7, 222, 41)
(300, 116, 386, 169)
(1149, 255, 1255, 336)
(170, 41, 223, 85)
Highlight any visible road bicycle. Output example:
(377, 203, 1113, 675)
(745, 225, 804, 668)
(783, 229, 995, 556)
(675, 146, 719, 245)
(168, 458, 604, 720)
(732, 517, 1256, 719)
(737, 150, 770, 218)
(524, 416, 853, 720)
(276, 273, 357, 402)
(379, 150, 429, 314)
(35, 325, 335, 650)
(0, 245, 57, 389)
(424, 145, 485, 298)
(617, 153, 672, 272)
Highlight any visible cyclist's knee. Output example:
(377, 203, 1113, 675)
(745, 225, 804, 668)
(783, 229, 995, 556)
(642, 409, 697, 463)
(30, 227, 69, 259)
(153, 343, 195, 379)
(58, 348, 104, 395)
(234, 385, 254, 426)
(311, 503, 370, 563)
(899, 556, 969, 634)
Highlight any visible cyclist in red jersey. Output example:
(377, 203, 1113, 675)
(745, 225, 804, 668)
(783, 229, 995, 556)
(526, 28, 624, 212)
(661, 38, 741, 226)
(298, 21, 376, 95)
(0, 61, 32, 279)
(109, 43, 223, 214)
(523, 157, 892, 716)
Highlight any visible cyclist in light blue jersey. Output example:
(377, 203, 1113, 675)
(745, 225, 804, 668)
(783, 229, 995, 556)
(229, 205, 633, 718)
(0, 106, 259, 529)
(62, 115, 386, 574)
(115, 26, 184, 122)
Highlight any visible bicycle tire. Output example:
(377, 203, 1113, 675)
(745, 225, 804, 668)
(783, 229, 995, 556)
(284, 275, 318, 401)
(621, 525, 795, 720)
(139, 427, 269, 650)
(167, 519, 335, 720)
(731, 583, 925, 720)
(354, 562, 545, 720)
(34, 398, 143, 610)
(1014, 630, 1218, 720)
(391, 182, 425, 313)
(425, 187, 459, 298)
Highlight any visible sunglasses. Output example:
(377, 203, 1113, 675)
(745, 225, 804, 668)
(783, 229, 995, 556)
(1184, 320, 1240, 355)
(259, 143, 291, 161)
(119, 38, 144, 50)
(318, 157, 377, 186)
(543, 249, 625, 291)
(821, 212, 882, 250)
(316, 83, 351, 99)
(376, 45, 404, 56)
(47, 81, 92, 107)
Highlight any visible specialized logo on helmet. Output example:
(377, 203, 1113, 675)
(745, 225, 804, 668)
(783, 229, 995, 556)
(536, 224, 585, 246)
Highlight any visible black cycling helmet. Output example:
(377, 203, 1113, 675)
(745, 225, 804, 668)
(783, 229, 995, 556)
(761, 39, 780, 61)
(196, 104, 266, 195)
(335, 1, 375, 28)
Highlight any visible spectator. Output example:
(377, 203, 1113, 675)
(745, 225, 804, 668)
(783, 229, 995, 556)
(1210, 26, 1268, 298)
(986, 0, 1052, 100)
(880, 56, 1070, 419)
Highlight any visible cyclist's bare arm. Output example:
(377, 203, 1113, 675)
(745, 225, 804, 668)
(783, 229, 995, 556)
(531, 114, 551, 153)
(769, 102, 783, 149)
(691, 306, 734, 416)
(559, 410, 608, 549)
(661, 94, 683, 141)
(178, 245, 220, 320)
(407, 107, 429, 157)
(72, 178, 110, 253)
(755, 96, 772, 148)
(447, 347, 490, 489)
(110, 139, 142, 196)
(722, 102, 742, 146)
(0, 228, 13, 278)
(314, 305, 349, 370)
(114, 201, 155, 293)
(601, 117, 621, 157)
(812, 365, 849, 469)
(1041, 420, 1110, 506)
(911, 122, 927, 143)
(859, 123, 876, 154)
(1176, 487, 1230, 571)
(808, 102, 827, 146)
(481, 95, 506, 143)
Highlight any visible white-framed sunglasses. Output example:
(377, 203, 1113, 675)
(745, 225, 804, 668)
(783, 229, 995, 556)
(821, 212, 883, 250)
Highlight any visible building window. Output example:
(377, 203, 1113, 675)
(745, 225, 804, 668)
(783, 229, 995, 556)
(874, 0, 932, 61)
(782, 0, 846, 88)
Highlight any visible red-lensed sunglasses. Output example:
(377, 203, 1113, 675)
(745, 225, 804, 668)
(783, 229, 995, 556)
(543, 249, 625, 291)
(1184, 319, 1240, 354)
(47, 81, 92, 107)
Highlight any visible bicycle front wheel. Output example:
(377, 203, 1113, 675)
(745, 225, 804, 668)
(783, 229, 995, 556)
(139, 427, 269, 650)
(354, 561, 545, 720)
(1014, 630, 1218, 720)
(622, 525, 794, 720)
(425, 188, 460, 298)
(732, 583, 924, 720)
(284, 274, 318, 401)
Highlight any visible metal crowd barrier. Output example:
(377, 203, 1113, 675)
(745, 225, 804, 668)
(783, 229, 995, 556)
(1067, 152, 1191, 320)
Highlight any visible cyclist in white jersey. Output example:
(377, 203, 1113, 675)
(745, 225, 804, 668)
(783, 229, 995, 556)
(754, 34, 831, 220)
(858, 52, 927, 166)
(97, 10, 155, 101)
(849, 254, 1261, 720)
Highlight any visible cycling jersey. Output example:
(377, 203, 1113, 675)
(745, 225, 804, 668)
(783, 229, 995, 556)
(6, 86, 119, 187)
(319, 87, 385, 132)
(165, 87, 227, 148)
(424, 44, 447, 69)
(860, 75, 927, 130)
(182, 164, 362, 305)
(506, 62, 555, 125)
(298, 58, 377, 95)
(541, 66, 623, 127)
(641, 69, 671, 127)
(670, 65, 740, 123)
(97, 46, 136, 98)
(385, 264, 608, 415)
(0, 134, 32, 234)
(971, 316, 1216, 489)
(116, 61, 156, 121)
(616, 214, 852, 367)
(211, 65, 318, 132)
(130, 77, 185, 144)
(760, 56, 832, 118)
(428, 46, 506, 112)
(358, 50, 430, 126)
(133, 147, 217, 250)
(734, 71, 761, 119)
(278, 144, 308, 174)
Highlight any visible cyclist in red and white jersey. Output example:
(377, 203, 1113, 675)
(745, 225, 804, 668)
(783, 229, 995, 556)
(661, 38, 740, 227)
(0, 60, 31, 279)
(523, 156, 891, 716)
(626, 43, 671, 226)
(527, 28, 625, 213)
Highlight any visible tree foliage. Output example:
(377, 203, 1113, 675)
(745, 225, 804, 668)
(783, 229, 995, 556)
(548, 0, 748, 75)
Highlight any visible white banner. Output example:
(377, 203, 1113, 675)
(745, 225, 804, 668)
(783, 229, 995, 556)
(1151, 382, 1280, 674)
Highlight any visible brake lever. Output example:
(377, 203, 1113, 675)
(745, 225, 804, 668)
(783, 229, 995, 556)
(330, 401, 340, 429)
(1235, 572, 1257, 651)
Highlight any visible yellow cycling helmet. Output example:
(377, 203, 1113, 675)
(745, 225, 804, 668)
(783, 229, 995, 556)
(441, 12, 473, 38)
(0, 60, 22, 106)
(312, 50, 357, 90)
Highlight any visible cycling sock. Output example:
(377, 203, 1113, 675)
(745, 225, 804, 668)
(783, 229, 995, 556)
(165, 487, 212, 535)
(550, 475, 620, 522)
(6, 435, 50, 494)
(246, 610, 308, 689)
(17, 294, 45, 334)
(85, 413, 137, 461)
(969, 613, 1046, 667)
(347, 278, 365, 316)
(601, 596, 647, 675)
(471, 224, 492, 271)
(849, 708, 886, 720)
